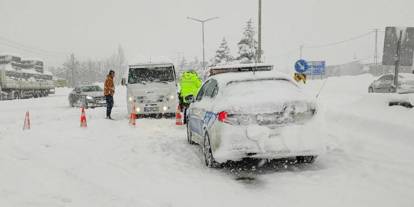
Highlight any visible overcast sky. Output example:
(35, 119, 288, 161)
(0, 0, 413, 71)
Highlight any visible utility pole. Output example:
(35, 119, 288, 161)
(299, 45, 304, 59)
(70, 53, 75, 87)
(257, 0, 262, 63)
(394, 30, 403, 90)
(374, 28, 379, 65)
(187, 16, 219, 72)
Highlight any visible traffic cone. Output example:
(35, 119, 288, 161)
(175, 105, 183, 126)
(23, 111, 31, 130)
(129, 102, 137, 126)
(80, 107, 87, 128)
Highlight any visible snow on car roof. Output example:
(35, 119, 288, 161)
(208, 63, 273, 70)
(209, 70, 294, 87)
(399, 73, 414, 79)
(381, 73, 414, 80)
(207, 63, 273, 77)
(129, 62, 174, 68)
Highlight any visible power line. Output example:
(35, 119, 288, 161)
(304, 31, 374, 49)
(0, 41, 65, 58)
(0, 35, 68, 57)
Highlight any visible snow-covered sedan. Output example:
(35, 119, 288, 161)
(186, 71, 320, 167)
(368, 73, 414, 94)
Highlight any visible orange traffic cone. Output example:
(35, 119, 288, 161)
(80, 107, 87, 128)
(176, 106, 183, 126)
(129, 102, 137, 126)
(23, 111, 31, 130)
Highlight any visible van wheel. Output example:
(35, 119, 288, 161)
(203, 133, 220, 168)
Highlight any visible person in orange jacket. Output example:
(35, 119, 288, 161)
(104, 70, 115, 119)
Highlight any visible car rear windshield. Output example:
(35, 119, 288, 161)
(223, 79, 300, 101)
(81, 86, 102, 92)
(128, 67, 175, 84)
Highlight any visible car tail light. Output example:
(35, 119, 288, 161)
(217, 111, 228, 122)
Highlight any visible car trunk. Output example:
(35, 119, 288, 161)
(215, 79, 317, 126)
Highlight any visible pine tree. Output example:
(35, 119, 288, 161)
(237, 19, 258, 63)
(213, 37, 233, 65)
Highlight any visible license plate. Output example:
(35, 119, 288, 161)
(144, 107, 159, 112)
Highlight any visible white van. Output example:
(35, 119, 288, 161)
(122, 62, 178, 117)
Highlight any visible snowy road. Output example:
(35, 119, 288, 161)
(1, 75, 414, 207)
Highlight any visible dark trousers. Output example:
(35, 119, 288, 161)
(105, 95, 114, 117)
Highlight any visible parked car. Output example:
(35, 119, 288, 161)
(368, 73, 414, 94)
(186, 71, 319, 168)
(68, 85, 106, 108)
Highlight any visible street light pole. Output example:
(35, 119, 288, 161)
(187, 16, 219, 72)
(202, 22, 205, 71)
(258, 0, 262, 63)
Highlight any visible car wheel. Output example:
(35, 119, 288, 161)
(368, 87, 374, 93)
(203, 133, 220, 168)
(186, 122, 195, 145)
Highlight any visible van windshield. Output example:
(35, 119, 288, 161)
(128, 67, 175, 84)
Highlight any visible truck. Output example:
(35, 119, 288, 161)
(0, 55, 55, 100)
(122, 62, 178, 118)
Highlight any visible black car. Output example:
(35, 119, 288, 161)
(68, 85, 106, 108)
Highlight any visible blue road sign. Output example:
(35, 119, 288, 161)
(295, 59, 309, 73)
(307, 61, 326, 76)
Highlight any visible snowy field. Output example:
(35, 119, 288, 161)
(1, 74, 414, 207)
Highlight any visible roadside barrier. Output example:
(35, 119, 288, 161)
(23, 111, 31, 130)
(80, 107, 87, 128)
(175, 106, 183, 126)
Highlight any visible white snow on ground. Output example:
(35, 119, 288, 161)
(1, 74, 414, 207)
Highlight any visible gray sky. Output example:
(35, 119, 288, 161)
(0, 0, 413, 71)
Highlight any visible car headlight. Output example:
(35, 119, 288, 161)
(135, 107, 141, 113)
(129, 96, 134, 102)
(163, 106, 168, 111)
(86, 96, 94, 100)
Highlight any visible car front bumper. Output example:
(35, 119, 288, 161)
(129, 102, 177, 116)
(86, 98, 107, 108)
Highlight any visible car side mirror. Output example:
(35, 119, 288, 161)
(121, 78, 127, 86)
